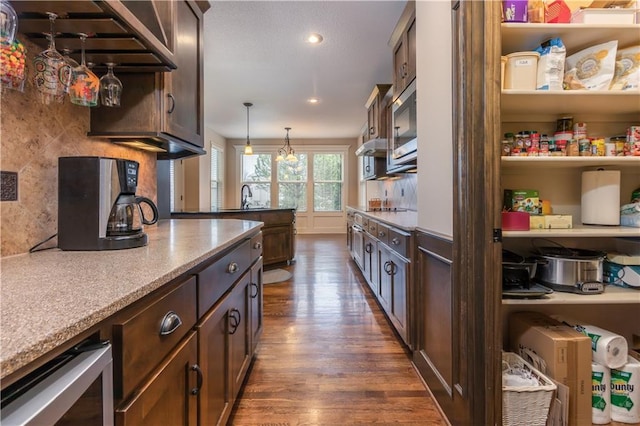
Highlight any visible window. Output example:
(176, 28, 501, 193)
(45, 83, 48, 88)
(210, 147, 222, 210)
(278, 154, 307, 211)
(313, 153, 343, 212)
(241, 153, 272, 208)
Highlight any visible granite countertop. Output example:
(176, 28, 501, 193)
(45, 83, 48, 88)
(347, 206, 417, 231)
(0, 219, 262, 379)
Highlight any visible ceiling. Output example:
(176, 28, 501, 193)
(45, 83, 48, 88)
(203, 1, 407, 140)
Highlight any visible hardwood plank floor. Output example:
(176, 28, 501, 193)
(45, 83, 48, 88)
(228, 234, 447, 425)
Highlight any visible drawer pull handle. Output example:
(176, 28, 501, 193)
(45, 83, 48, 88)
(229, 308, 241, 334)
(190, 364, 203, 395)
(227, 262, 239, 274)
(391, 238, 400, 246)
(253, 241, 262, 250)
(365, 243, 372, 254)
(159, 311, 182, 336)
(167, 93, 176, 113)
(250, 282, 259, 298)
(378, 231, 385, 238)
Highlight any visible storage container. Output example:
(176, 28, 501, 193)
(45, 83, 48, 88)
(571, 8, 637, 24)
(501, 56, 508, 90)
(502, 351, 557, 426)
(502, 0, 528, 22)
(504, 51, 540, 90)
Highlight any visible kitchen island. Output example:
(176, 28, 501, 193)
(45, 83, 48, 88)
(172, 208, 296, 268)
(1, 218, 264, 424)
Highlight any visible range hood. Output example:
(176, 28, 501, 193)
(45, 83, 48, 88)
(89, 132, 205, 160)
(355, 138, 388, 157)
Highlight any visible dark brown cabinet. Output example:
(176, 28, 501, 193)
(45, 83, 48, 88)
(115, 331, 198, 426)
(89, 0, 206, 158)
(362, 155, 385, 181)
(365, 84, 392, 141)
(391, 1, 416, 100)
(249, 259, 264, 354)
(363, 232, 379, 294)
(198, 271, 252, 426)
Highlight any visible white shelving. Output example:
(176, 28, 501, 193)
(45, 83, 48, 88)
(502, 156, 640, 169)
(503, 285, 640, 305)
(501, 23, 640, 55)
(505, 225, 640, 238)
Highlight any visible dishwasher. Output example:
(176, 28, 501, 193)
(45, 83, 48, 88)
(1, 340, 114, 426)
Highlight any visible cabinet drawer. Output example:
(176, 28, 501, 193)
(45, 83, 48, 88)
(366, 220, 378, 237)
(376, 223, 390, 246)
(198, 239, 251, 315)
(388, 228, 411, 259)
(251, 232, 263, 263)
(113, 276, 197, 399)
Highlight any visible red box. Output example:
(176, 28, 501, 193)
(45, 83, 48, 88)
(502, 211, 529, 231)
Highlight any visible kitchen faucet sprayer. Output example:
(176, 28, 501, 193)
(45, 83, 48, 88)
(241, 184, 253, 209)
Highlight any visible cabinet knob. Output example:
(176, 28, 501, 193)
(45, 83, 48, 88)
(253, 241, 262, 250)
(159, 311, 183, 336)
(167, 93, 176, 114)
(378, 231, 385, 238)
(370, 126, 375, 135)
(190, 364, 203, 395)
(391, 237, 400, 246)
(365, 165, 371, 172)
(227, 262, 239, 274)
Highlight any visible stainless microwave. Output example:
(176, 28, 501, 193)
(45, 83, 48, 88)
(389, 79, 417, 172)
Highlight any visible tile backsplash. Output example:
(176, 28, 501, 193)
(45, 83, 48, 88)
(366, 174, 417, 210)
(0, 37, 156, 257)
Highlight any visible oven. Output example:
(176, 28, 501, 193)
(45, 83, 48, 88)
(1, 340, 114, 426)
(389, 79, 417, 172)
(352, 213, 365, 268)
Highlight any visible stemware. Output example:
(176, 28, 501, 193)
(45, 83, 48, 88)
(99, 62, 122, 107)
(69, 33, 99, 106)
(32, 13, 71, 104)
(0, 0, 18, 45)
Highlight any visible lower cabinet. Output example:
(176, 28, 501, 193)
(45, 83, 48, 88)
(249, 259, 264, 354)
(198, 271, 252, 426)
(115, 331, 199, 425)
(379, 245, 409, 343)
(262, 224, 293, 266)
(363, 233, 378, 294)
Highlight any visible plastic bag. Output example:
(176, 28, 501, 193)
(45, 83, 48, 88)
(564, 40, 618, 90)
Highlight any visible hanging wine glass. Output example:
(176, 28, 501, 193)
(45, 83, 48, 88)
(32, 13, 71, 104)
(69, 33, 99, 106)
(0, 0, 18, 45)
(60, 48, 79, 69)
(99, 62, 122, 107)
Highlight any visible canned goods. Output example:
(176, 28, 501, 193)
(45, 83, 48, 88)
(556, 116, 573, 133)
(605, 142, 616, 156)
(567, 140, 579, 156)
(573, 122, 587, 139)
(592, 138, 606, 156)
(501, 140, 512, 156)
(578, 139, 591, 156)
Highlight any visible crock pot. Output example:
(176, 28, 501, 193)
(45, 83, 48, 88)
(533, 246, 605, 293)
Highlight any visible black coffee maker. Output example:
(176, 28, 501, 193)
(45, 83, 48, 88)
(58, 156, 158, 250)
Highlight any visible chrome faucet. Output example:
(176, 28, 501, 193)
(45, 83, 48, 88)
(241, 184, 253, 210)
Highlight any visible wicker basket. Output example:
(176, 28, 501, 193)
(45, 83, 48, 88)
(502, 351, 557, 426)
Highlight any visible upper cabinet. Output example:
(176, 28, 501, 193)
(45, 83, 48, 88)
(88, 0, 206, 158)
(365, 84, 392, 142)
(390, 0, 416, 100)
(11, 0, 211, 72)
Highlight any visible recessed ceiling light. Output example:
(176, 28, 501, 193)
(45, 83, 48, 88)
(305, 33, 323, 44)
(307, 98, 320, 104)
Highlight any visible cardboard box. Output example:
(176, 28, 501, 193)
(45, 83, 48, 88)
(512, 189, 540, 214)
(530, 215, 545, 229)
(544, 214, 573, 229)
(571, 7, 636, 24)
(509, 311, 592, 426)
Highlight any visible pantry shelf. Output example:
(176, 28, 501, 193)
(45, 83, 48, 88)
(501, 90, 640, 118)
(502, 285, 640, 305)
(500, 23, 640, 55)
(501, 156, 640, 170)
(504, 226, 640, 238)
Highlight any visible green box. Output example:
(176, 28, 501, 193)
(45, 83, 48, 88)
(512, 189, 540, 214)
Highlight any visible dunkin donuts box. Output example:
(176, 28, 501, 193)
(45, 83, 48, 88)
(509, 311, 592, 426)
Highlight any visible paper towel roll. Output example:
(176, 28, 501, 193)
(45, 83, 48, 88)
(559, 320, 629, 369)
(582, 169, 621, 225)
(592, 362, 611, 424)
(611, 356, 640, 424)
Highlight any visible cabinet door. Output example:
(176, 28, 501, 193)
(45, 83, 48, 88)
(115, 331, 198, 426)
(405, 17, 417, 85)
(198, 297, 231, 426)
(262, 224, 292, 266)
(379, 247, 393, 312)
(249, 259, 264, 354)
(229, 273, 252, 400)
(363, 233, 378, 293)
(164, 0, 204, 147)
(393, 37, 406, 99)
(389, 251, 408, 341)
(368, 97, 379, 139)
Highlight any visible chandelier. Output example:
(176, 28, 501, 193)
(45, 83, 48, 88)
(276, 127, 297, 162)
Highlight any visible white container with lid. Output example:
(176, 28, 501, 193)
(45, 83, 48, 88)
(504, 51, 540, 91)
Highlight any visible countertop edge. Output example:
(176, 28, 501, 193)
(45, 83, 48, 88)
(347, 206, 417, 231)
(0, 220, 262, 379)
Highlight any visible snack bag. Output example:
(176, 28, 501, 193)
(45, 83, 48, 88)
(564, 40, 618, 91)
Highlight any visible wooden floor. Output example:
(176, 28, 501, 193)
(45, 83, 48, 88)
(228, 234, 447, 425)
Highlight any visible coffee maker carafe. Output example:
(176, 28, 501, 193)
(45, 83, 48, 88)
(58, 157, 158, 250)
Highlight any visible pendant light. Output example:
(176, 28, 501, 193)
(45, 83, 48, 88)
(243, 102, 253, 155)
(276, 127, 297, 163)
